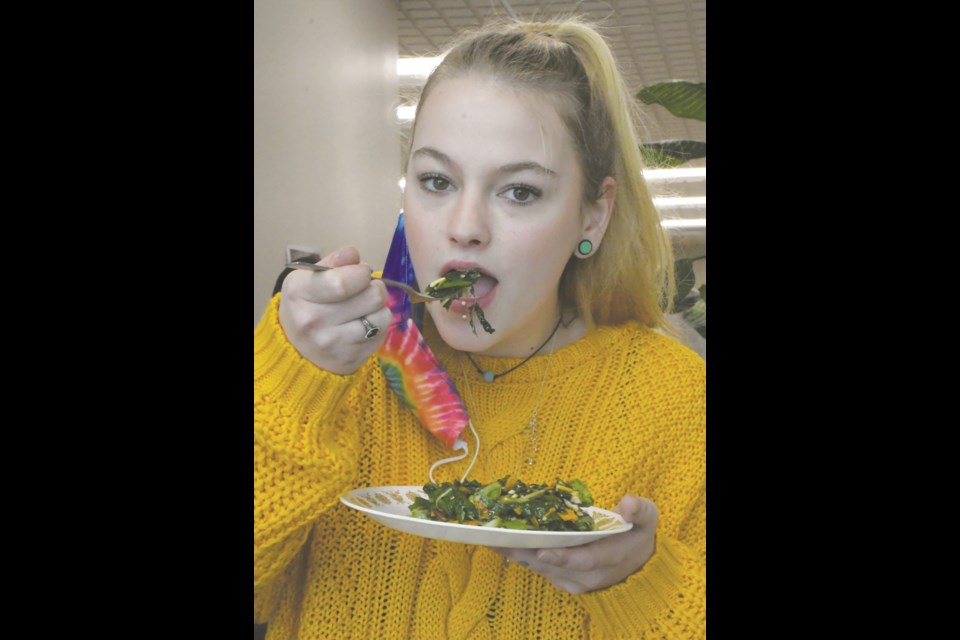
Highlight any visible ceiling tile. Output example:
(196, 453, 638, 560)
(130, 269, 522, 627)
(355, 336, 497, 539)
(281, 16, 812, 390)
(441, 8, 475, 17)
(405, 9, 442, 19)
(416, 18, 449, 27)
(397, 0, 707, 148)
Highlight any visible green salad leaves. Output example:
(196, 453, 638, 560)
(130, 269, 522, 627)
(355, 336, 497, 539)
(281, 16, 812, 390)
(424, 268, 495, 335)
(409, 477, 596, 532)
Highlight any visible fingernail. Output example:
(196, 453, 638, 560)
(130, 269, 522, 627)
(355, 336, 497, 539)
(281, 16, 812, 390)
(538, 551, 559, 564)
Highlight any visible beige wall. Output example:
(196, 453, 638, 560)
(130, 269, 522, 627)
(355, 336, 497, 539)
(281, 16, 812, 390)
(254, 0, 401, 325)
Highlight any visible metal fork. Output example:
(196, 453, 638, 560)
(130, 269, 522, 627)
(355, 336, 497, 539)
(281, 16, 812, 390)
(285, 260, 442, 303)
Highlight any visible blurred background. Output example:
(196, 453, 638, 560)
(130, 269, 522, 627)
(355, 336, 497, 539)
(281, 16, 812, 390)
(254, 0, 706, 327)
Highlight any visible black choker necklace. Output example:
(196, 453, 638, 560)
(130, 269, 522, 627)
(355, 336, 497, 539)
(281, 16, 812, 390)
(465, 317, 563, 382)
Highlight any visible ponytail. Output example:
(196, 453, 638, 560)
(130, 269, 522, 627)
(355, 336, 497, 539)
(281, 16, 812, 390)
(411, 17, 676, 330)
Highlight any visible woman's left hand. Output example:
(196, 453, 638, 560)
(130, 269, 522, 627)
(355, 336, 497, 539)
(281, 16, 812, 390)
(491, 495, 658, 595)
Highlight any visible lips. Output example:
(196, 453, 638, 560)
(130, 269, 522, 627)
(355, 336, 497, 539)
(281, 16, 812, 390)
(469, 274, 497, 300)
(438, 262, 498, 306)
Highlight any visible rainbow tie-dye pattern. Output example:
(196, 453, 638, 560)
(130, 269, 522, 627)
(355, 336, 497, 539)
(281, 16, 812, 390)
(376, 213, 469, 450)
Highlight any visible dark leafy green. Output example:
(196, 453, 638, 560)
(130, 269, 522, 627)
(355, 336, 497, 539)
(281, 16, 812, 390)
(424, 268, 495, 335)
(409, 477, 597, 532)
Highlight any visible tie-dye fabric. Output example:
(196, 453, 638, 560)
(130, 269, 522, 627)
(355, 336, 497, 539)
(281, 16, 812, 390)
(376, 212, 470, 449)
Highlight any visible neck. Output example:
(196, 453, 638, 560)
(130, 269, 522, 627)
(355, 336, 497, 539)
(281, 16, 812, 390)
(547, 313, 586, 351)
(463, 315, 565, 383)
(476, 309, 583, 359)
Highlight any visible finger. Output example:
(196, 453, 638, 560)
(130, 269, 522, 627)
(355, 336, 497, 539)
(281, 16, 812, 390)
(282, 260, 367, 301)
(319, 245, 361, 268)
(307, 263, 377, 304)
(536, 528, 637, 571)
(536, 547, 603, 572)
(317, 280, 389, 327)
(303, 245, 366, 303)
(613, 494, 639, 520)
(526, 551, 604, 592)
(281, 285, 388, 356)
(300, 291, 391, 349)
(546, 577, 587, 595)
(615, 495, 658, 529)
(489, 547, 537, 567)
(535, 505, 653, 572)
(283, 277, 385, 336)
(349, 305, 392, 345)
(497, 547, 607, 593)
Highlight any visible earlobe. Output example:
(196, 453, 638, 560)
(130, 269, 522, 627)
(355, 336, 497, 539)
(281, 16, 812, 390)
(576, 177, 616, 258)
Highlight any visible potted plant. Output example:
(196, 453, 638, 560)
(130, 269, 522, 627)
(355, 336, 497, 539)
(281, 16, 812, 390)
(637, 80, 706, 344)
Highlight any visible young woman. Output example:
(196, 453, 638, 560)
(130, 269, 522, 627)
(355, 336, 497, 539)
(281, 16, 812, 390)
(255, 18, 705, 639)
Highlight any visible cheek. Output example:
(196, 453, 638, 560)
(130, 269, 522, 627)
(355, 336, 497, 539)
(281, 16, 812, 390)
(401, 210, 436, 277)
(504, 240, 569, 291)
(532, 220, 580, 262)
(404, 208, 432, 246)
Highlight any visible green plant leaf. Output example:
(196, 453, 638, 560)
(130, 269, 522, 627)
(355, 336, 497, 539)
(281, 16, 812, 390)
(640, 145, 686, 168)
(694, 282, 706, 338)
(640, 140, 707, 167)
(682, 297, 706, 329)
(636, 81, 706, 122)
(672, 257, 697, 309)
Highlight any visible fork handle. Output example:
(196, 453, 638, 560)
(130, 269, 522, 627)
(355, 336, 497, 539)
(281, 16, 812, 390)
(285, 261, 436, 302)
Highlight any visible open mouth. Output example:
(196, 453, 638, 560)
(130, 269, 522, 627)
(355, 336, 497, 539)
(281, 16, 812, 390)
(434, 264, 498, 307)
(431, 266, 498, 335)
(463, 273, 497, 303)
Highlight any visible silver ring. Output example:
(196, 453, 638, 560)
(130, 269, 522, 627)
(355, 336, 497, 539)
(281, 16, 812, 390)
(359, 316, 379, 340)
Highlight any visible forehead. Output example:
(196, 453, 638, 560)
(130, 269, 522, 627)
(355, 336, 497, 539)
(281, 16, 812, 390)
(411, 75, 577, 167)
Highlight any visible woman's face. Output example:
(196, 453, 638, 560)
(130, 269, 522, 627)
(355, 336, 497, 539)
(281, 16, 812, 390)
(403, 75, 602, 357)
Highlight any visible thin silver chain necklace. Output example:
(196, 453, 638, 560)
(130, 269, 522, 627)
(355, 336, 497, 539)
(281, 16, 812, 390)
(458, 324, 560, 472)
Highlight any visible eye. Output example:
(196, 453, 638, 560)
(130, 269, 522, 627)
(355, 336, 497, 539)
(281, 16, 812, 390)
(499, 184, 542, 205)
(419, 174, 454, 193)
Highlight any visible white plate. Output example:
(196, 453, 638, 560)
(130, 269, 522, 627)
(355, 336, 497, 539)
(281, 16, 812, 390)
(340, 485, 633, 549)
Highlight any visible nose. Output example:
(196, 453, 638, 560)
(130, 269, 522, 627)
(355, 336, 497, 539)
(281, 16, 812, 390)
(447, 192, 490, 248)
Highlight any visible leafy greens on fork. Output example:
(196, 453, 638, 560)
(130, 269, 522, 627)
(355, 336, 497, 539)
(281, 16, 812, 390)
(424, 268, 495, 335)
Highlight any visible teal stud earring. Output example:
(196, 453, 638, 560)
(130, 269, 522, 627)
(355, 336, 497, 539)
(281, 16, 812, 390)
(577, 239, 593, 256)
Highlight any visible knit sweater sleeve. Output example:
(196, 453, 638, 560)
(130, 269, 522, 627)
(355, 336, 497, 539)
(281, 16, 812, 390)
(253, 295, 367, 623)
(579, 339, 707, 639)
(578, 493, 706, 639)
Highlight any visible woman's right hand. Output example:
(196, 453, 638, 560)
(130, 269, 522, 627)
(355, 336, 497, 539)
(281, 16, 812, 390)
(278, 245, 391, 375)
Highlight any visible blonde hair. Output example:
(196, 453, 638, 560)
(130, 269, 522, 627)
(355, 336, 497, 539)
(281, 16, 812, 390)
(409, 17, 676, 330)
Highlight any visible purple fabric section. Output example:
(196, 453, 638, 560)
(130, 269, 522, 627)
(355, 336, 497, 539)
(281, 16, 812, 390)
(376, 212, 469, 449)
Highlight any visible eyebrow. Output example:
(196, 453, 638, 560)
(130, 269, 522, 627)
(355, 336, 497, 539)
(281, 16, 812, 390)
(498, 161, 558, 178)
(412, 147, 457, 169)
(412, 147, 557, 178)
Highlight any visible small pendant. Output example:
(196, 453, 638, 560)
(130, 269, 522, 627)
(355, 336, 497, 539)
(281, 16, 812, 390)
(483, 371, 495, 382)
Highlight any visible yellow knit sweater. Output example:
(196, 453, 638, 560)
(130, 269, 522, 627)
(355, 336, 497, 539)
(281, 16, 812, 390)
(255, 295, 706, 639)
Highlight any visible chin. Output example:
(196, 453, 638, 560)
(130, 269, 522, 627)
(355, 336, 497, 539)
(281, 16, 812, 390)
(428, 306, 495, 352)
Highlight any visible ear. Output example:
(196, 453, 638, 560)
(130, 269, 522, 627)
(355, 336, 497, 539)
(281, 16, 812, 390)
(577, 176, 616, 255)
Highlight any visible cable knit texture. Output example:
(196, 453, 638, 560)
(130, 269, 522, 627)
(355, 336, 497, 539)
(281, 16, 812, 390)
(255, 294, 706, 639)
